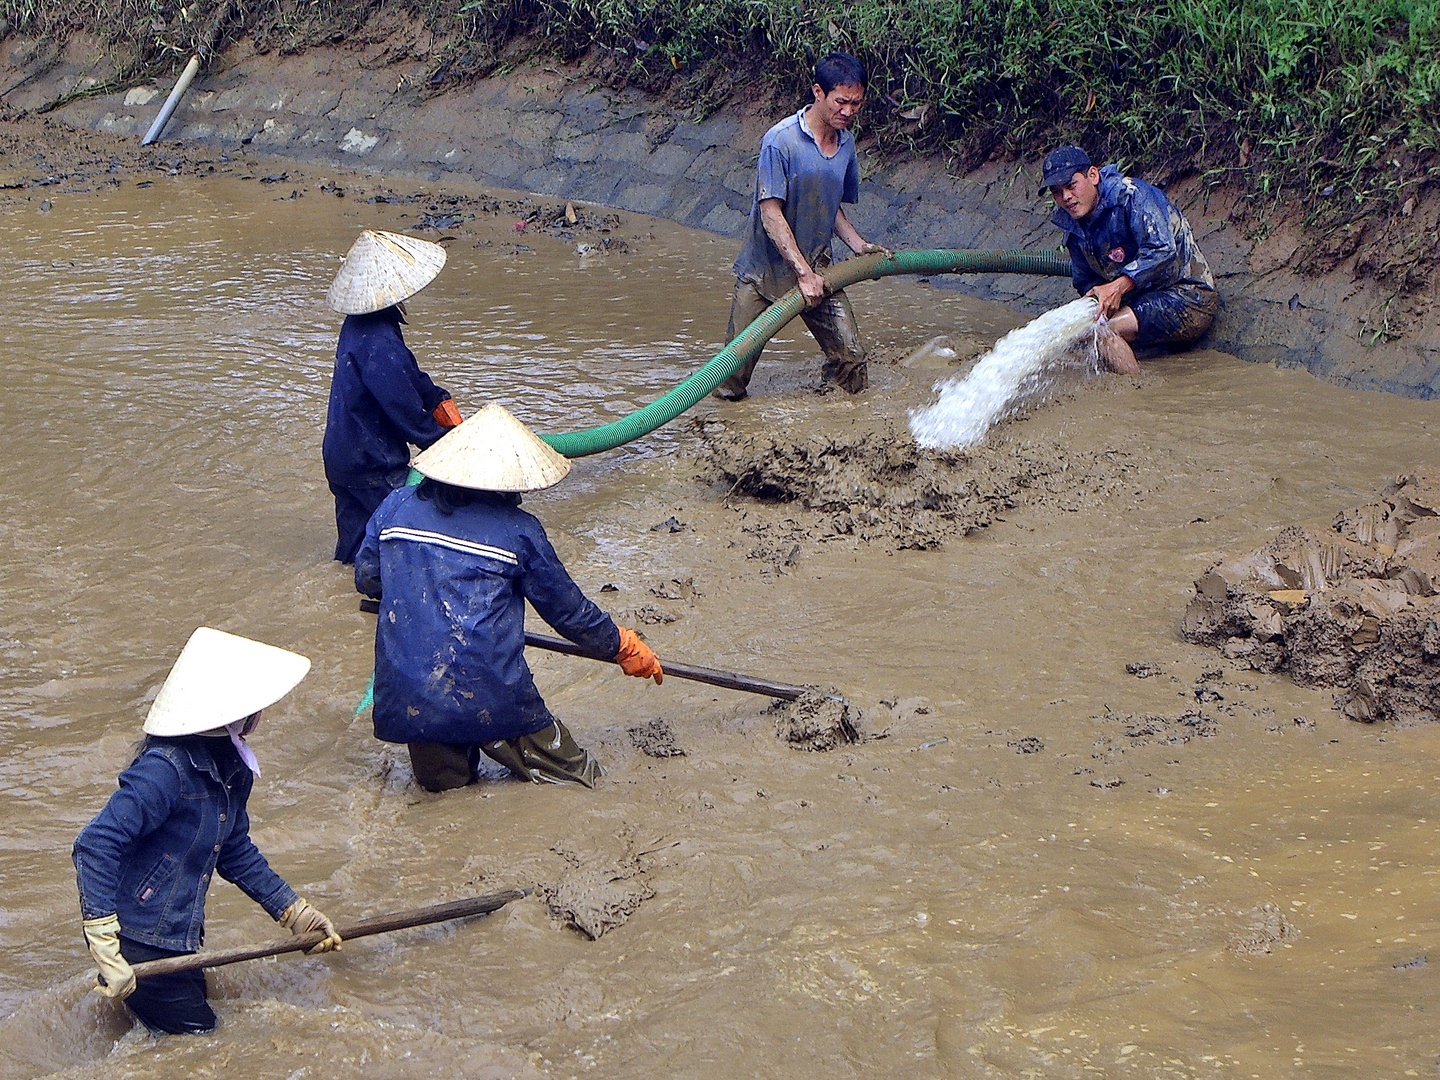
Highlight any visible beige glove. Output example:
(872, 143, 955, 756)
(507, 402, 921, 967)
(279, 898, 342, 954)
(82, 914, 136, 1000)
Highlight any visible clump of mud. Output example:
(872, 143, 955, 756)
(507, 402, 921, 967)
(628, 719, 686, 758)
(541, 863, 654, 940)
(385, 194, 622, 243)
(1182, 473, 1440, 722)
(1231, 903, 1301, 955)
(1090, 707, 1218, 770)
(697, 419, 1135, 550)
(769, 690, 860, 751)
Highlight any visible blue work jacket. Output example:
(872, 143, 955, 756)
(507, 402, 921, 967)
(73, 738, 297, 952)
(1052, 165, 1215, 296)
(322, 307, 452, 485)
(355, 485, 621, 746)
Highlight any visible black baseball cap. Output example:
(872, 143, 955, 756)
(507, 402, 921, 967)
(1039, 146, 1092, 195)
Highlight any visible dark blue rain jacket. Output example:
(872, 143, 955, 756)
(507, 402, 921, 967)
(1052, 165, 1215, 296)
(322, 307, 451, 485)
(73, 738, 298, 952)
(355, 485, 621, 746)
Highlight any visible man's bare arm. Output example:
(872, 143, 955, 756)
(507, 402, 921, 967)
(834, 207, 891, 258)
(760, 198, 827, 307)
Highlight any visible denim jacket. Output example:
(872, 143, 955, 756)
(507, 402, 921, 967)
(356, 485, 620, 746)
(73, 737, 298, 952)
(1052, 165, 1215, 296)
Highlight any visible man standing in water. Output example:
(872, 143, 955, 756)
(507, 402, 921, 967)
(713, 52, 889, 401)
(323, 229, 464, 564)
(1041, 146, 1217, 374)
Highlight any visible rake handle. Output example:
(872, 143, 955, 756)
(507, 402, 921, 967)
(128, 889, 528, 980)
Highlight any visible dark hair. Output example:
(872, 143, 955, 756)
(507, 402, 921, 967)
(416, 477, 480, 515)
(815, 53, 867, 94)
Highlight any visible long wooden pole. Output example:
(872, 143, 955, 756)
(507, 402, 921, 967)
(129, 889, 528, 980)
(356, 602, 816, 708)
(523, 631, 808, 702)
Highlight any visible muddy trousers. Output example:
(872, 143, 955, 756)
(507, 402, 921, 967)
(714, 277, 868, 400)
(117, 937, 216, 1035)
(1128, 282, 1218, 349)
(408, 718, 601, 792)
(328, 467, 409, 565)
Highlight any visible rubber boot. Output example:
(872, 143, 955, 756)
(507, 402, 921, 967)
(481, 719, 602, 788)
(407, 742, 480, 792)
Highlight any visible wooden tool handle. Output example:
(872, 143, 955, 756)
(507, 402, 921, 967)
(129, 889, 529, 980)
(523, 631, 806, 701)
(357, 601, 808, 701)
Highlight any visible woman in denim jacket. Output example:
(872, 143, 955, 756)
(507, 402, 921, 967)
(73, 628, 342, 1035)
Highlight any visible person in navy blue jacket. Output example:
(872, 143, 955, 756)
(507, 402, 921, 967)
(355, 403, 663, 792)
(1041, 146, 1217, 374)
(73, 628, 340, 1035)
(322, 230, 465, 564)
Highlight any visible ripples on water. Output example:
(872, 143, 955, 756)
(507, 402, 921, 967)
(5, 168, 1440, 1080)
(0, 177, 736, 1050)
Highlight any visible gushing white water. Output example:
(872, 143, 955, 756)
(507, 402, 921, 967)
(909, 297, 1101, 450)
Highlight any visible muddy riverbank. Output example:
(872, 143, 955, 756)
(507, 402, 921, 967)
(2, 32, 1439, 398)
(0, 148, 1438, 1078)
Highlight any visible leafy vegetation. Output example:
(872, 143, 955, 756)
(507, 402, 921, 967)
(450, 0, 1440, 209)
(3, 0, 1436, 209)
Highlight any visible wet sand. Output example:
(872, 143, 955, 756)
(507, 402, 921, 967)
(1, 154, 1438, 1079)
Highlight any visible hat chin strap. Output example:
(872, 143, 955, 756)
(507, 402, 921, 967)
(226, 718, 261, 777)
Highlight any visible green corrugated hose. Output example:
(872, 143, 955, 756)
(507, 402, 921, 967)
(537, 247, 1071, 458)
(355, 246, 1068, 714)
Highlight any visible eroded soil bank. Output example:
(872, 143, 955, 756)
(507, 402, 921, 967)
(1182, 473, 1440, 725)
(2, 30, 1439, 396)
(0, 147, 1438, 1079)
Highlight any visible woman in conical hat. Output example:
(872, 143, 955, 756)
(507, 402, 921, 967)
(354, 404, 663, 792)
(322, 229, 466, 564)
(72, 628, 341, 1035)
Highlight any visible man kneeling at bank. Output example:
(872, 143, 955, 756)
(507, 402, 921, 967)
(1042, 146, 1217, 373)
(355, 403, 662, 792)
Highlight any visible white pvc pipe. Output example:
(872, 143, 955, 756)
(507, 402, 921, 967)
(141, 53, 202, 146)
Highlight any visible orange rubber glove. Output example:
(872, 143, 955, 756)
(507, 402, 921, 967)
(433, 399, 463, 428)
(616, 627, 663, 684)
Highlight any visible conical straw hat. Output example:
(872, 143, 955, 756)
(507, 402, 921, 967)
(144, 628, 312, 737)
(412, 402, 571, 492)
(326, 229, 447, 315)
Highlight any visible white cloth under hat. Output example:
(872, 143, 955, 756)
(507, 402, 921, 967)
(144, 628, 311, 738)
(411, 402, 571, 492)
(326, 229, 447, 315)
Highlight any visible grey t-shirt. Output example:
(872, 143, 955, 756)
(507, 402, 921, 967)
(732, 107, 860, 300)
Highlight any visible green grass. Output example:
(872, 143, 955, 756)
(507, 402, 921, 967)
(5, 0, 1437, 210)
(451, 0, 1440, 209)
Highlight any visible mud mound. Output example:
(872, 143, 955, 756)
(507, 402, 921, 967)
(1181, 473, 1440, 722)
(541, 863, 654, 940)
(628, 718, 685, 757)
(698, 420, 1135, 549)
(1231, 903, 1301, 956)
(770, 690, 860, 751)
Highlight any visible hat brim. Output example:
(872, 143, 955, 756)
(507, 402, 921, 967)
(327, 230, 447, 315)
(144, 628, 311, 737)
(411, 402, 572, 492)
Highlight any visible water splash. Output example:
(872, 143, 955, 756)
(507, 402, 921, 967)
(909, 297, 1101, 450)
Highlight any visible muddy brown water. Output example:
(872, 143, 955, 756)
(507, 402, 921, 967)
(2, 160, 1439, 1080)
